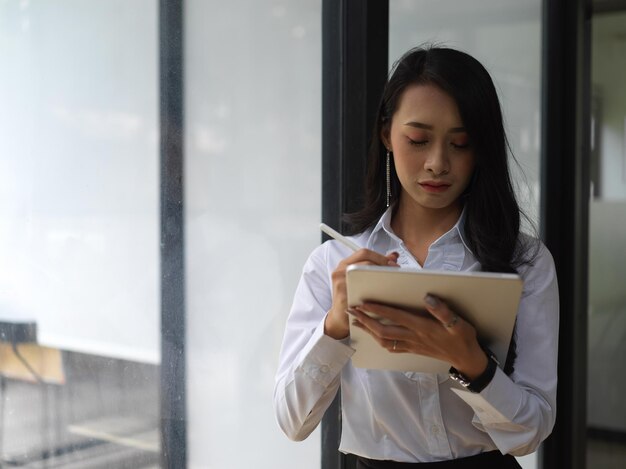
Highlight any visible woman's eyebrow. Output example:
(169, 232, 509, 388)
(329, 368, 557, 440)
(403, 121, 466, 133)
(404, 121, 432, 130)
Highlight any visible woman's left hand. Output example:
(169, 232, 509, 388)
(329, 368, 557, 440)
(349, 294, 489, 380)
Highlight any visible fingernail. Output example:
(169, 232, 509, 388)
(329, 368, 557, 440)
(346, 309, 357, 316)
(424, 294, 439, 307)
(387, 260, 399, 266)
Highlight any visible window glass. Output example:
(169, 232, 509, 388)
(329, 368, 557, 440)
(0, 0, 159, 466)
(184, 1, 322, 467)
(587, 10, 626, 468)
(0, 0, 159, 363)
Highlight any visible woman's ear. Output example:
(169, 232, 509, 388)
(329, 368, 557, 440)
(380, 126, 391, 151)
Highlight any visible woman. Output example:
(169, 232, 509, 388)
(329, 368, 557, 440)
(274, 46, 559, 468)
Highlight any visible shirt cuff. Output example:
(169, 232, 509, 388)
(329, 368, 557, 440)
(296, 319, 355, 388)
(450, 367, 523, 426)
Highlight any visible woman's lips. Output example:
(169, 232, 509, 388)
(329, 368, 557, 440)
(419, 182, 451, 193)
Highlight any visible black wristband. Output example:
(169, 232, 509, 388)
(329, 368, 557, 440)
(449, 348, 499, 393)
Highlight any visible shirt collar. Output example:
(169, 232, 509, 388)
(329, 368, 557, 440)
(365, 206, 398, 250)
(366, 205, 474, 255)
(452, 207, 473, 255)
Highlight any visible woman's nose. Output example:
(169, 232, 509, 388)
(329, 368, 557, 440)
(424, 145, 450, 175)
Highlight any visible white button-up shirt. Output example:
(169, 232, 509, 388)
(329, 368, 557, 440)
(274, 208, 559, 461)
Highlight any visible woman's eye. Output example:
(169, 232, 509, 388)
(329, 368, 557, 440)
(451, 141, 470, 149)
(408, 139, 428, 147)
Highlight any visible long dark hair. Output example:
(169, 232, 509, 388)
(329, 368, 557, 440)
(345, 45, 535, 274)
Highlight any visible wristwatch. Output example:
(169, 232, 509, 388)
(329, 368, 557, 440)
(449, 347, 499, 393)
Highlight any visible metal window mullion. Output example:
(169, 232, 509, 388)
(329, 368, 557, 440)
(159, 0, 186, 467)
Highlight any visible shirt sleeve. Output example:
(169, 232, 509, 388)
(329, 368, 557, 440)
(451, 242, 559, 456)
(273, 243, 355, 441)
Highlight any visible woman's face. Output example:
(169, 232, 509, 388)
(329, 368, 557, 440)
(383, 83, 476, 213)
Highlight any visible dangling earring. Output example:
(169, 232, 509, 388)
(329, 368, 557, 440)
(386, 150, 391, 208)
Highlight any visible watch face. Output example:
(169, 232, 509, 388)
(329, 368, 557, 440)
(449, 368, 471, 387)
(449, 354, 498, 394)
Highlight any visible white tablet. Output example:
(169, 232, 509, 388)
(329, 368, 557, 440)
(346, 265, 523, 373)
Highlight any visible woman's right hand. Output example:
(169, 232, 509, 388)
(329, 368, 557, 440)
(324, 249, 400, 339)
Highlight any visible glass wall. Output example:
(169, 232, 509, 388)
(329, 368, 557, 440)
(184, 1, 322, 468)
(0, 1, 322, 467)
(0, 0, 160, 467)
(389, 1, 543, 468)
(587, 8, 626, 468)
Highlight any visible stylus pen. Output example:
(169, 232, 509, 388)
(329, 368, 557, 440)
(320, 223, 361, 252)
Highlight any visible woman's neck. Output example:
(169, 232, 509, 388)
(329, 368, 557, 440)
(391, 198, 462, 263)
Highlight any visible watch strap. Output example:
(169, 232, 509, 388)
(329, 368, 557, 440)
(449, 347, 499, 393)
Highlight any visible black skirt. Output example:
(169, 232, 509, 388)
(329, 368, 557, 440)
(355, 451, 522, 469)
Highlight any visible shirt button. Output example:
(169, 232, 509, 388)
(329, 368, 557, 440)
(431, 425, 441, 435)
(320, 365, 330, 373)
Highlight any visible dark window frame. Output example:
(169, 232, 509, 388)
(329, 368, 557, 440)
(540, 0, 591, 467)
(321, 1, 388, 468)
